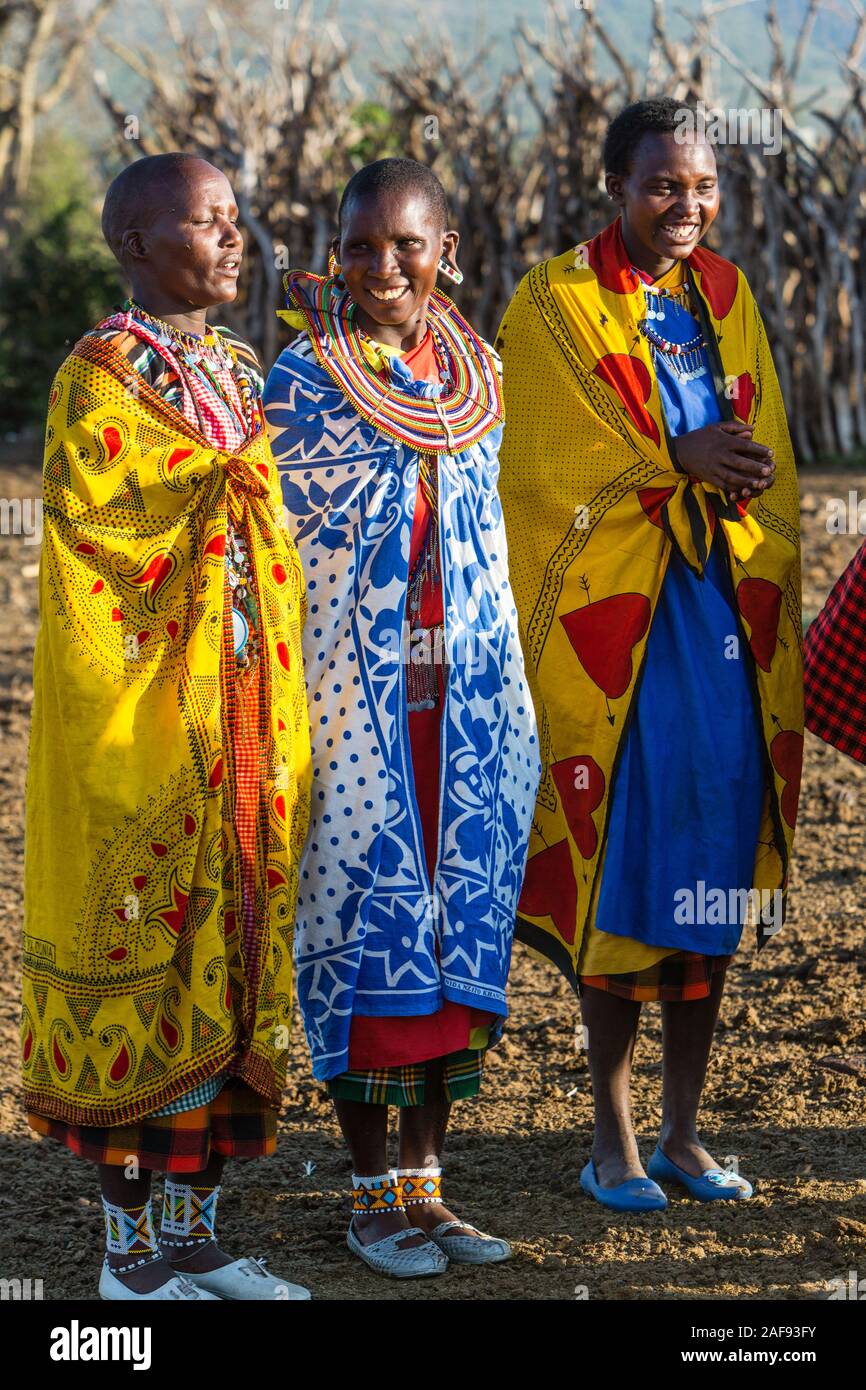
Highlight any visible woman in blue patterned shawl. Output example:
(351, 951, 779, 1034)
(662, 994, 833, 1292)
(264, 159, 540, 1279)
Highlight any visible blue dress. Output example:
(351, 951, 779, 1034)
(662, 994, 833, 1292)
(593, 278, 766, 957)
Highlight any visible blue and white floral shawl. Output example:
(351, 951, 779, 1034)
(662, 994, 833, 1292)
(264, 331, 540, 1081)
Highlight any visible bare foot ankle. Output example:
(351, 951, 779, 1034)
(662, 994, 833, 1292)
(161, 1238, 235, 1273)
(406, 1201, 474, 1237)
(658, 1132, 716, 1177)
(591, 1143, 646, 1187)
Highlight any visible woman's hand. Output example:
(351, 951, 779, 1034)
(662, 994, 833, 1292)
(673, 421, 775, 502)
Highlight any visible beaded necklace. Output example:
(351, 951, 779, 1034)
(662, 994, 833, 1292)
(120, 301, 262, 683)
(405, 465, 444, 712)
(126, 298, 230, 364)
(125, 299, 258, 437)
(635, 274, 709, 384)
(282, 271, 502, 455)
(360, 329, 447, 710)
(408, 455, 440, 622)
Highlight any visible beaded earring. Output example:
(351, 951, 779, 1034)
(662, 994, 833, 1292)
(328, 249, 342, 278)
(437, 256, 464, 286)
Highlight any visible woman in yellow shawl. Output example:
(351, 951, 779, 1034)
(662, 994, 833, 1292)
(21, 155, 311, 1297)
(497, 100, 803, 1211)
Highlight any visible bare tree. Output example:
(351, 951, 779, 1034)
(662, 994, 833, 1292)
(92, 0, 373, 367)
(0, 0, 112, 223)
(75, 0, 866, 462)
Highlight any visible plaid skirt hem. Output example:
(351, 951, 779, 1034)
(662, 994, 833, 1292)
(579, 950, 731, 1002)
(26, 1078, 277, 1171)
(326, 1047, 485, 1106)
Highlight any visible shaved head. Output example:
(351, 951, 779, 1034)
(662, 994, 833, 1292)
(339, 157, 449, 234)
(98, 154, 243, 316)
(101, 153, 225, 264)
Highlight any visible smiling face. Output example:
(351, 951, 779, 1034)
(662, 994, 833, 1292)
(335, 187, 458, 349)
(606, 131, 720, 278)
(122, 159, 243, 313)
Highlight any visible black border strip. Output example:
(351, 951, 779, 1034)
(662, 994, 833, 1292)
(515, 915, 579, 995)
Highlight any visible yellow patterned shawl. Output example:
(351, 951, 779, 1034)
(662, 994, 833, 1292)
(21, 333, 311, 1126)
(495, 219, 803, 985)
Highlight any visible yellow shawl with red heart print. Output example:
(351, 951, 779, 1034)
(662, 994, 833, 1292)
(496, 218, 803, 985)
(21, 332, 311, 1126)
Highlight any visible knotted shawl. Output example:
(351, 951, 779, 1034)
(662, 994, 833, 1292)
(22, 332, 311, 1125)
(496, 219, 803, 983)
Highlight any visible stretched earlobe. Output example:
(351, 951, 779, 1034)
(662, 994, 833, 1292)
(437, 256, 463, 286)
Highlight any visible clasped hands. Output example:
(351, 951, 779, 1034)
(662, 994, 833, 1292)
(673, 421, 774, 503)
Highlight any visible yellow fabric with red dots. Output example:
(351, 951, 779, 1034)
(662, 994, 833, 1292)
(21, 334, 311, 1126)
(495, 219, 803, 981)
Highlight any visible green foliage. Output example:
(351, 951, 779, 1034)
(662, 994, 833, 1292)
(0, 134, 124, 431)
(346, 101, 400, 166)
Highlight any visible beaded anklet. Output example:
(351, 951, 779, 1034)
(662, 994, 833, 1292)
(395, 1166, 443, 1206)
(352, 1172, 403, 1214)
(107, 1250, 164, 1275)
(102, 1195, 162, 1272)
(159, 1179, 220, 1250)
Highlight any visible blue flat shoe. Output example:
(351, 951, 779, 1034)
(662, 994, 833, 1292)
(579, 1159, 667, 1212)
(647, 1145, 753, 1201)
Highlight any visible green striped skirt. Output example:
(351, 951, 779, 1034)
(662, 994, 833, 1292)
(325, 1047, 485, 1107)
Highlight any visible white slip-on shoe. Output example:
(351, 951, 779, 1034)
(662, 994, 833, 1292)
(178, 1256, 311, 1300)
(427, 1220, 512, 1265)
(393, 1166, 511, 1266)
(347, 1217, 449, 1279)
(99, 1262, 222, 1300)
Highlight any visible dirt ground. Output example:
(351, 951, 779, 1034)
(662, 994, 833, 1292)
(1, 444, 864, 1302)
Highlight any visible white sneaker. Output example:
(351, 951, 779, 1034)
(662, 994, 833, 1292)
(178, 1256, 312, 1300)
(99, 1263, 221, 1300)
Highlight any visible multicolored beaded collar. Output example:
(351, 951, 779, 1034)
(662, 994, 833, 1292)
(280, 271, 503, 455)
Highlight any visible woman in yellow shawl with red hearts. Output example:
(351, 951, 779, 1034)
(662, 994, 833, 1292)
(497, 99, 803, 1211)
(21, 154, 311, 1298)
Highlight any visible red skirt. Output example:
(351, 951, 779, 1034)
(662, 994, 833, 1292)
(804, 540, 866, 764)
